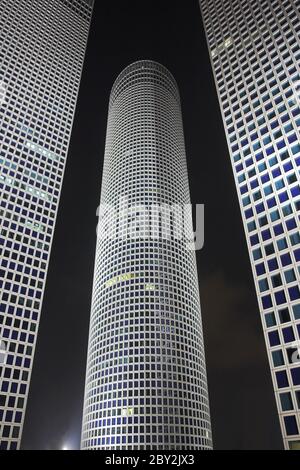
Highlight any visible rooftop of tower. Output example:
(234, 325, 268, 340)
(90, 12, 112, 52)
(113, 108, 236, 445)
(109, 60, 181, 108)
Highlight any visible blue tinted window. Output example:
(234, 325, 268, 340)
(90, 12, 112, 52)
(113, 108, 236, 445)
(275, 290, 287, 305)
(283, 204, 292, 216)
(283, 327, 295, 343)
(247, 221, 256, 232)
(284, 415, 299, 436)
(276, 370, 289, 388)
(268, 330, 280, 346)
(286, 218, 297, 230)
(258, 162, 266, 171)
(291, 368, 300, 386)
(256, 203, 265, 214)
(277, 238, 288, 250)
(250, 234, 259, 246)
(264, 185, 273, 195)
(268, 258, 279, 271)
(243, 196, 251, 206)
(262, 229, 271, 241)
(255, 263, 265, 276)
(272, 350, 284, 367)
(294, 249, 300, 261)
(289, 286, 300, 301)
(292, 144, 300, 155)
(280, 393, 293, 411)
(270, 209, 280, 221)
(262, 295, 272, 309)
(296, 391, 300, 410)
(279, 191, 288, 203)
(291, 186, 300, 197)
(292, 304, 300, 320)
(281, 253, 292, 266)
(250, 178, 258, 188)
(259, 279, 269, 292)
(261, 173, 270, 183)
(245, 208, 254, 219)
(290, 233, 300, 246)
(267, 197, 276, 208)
(253, 248, 262, 260)
(275, 179, 284, 190)
(265, 312, 276, 327)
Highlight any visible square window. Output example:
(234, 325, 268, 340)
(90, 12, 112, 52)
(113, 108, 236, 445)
(292, 304, 300, 320)
(280, 392, 293, 411)
(274, 223, 284, 235)
(279, 308, 291, 324)
(272, 350, 284, 367)
(265, 312, 276, 328)
(265, 243, 275, 255)
(283, 327, 295, 343)
(281, 253, 292, 266)
(284, 415, 299, 436)
(271, 209, 280, 221)
(268, 259, 279, 271)
(275, 290, 287, 305)
(256, 263, 266, 276)
(276, 370, 289, 388)
(284, 269, 296, 283)
(290, 233, 300, 245)
(253, 248, 262, 260)
(262, 295, 273, 309)
(289, 286, 300, 301)
(291, 368, 300, 386)
(272, 274, 282, 288)
(294, 249, 300, 262)
(268, 330, 280, 347)
(259, 279, 269, 292)
(295, 391, 300, 409)
(262, 229, 271, 241)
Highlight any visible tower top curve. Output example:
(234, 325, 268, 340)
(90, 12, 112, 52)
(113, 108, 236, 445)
(109, 60, 181, 108)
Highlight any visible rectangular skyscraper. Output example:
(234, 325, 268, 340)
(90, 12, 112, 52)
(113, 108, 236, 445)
(0, 0, 94, 450)
(199, 0, 300, 450)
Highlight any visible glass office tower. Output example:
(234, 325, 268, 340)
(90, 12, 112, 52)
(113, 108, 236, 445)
(0, 0, 94, 450)
(81, 60, 212, 450)
(199, 0, 300, 450)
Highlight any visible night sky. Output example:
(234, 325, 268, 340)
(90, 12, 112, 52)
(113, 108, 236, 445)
(21, 0, 283, 450)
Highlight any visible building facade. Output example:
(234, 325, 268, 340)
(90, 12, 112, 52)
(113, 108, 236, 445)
(0, 0, 94, 450)
(81, 60, 212, 450)
(199, 0, 300, 450)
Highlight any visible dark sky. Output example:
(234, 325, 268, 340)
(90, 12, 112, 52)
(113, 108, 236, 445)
(22, 0, 283, 450)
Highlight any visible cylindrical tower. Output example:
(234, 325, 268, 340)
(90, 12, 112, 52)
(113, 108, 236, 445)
(81, 60, 212, 450)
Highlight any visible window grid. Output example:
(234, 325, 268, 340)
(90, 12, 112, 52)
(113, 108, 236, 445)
(0, 0, 94, 450)
(200, 0, 300, 450)
(81, 61, 212, 450)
